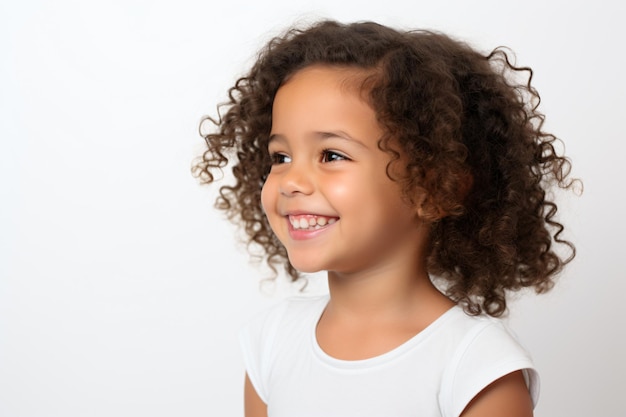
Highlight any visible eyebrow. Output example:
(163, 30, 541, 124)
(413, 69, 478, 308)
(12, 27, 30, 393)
(268, 131, 368, 148)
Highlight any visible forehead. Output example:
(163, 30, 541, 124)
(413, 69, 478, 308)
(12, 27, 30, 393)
(270, 65, 383, 145)
(278, 64, 375, 100)
(272, 65, 375, 117)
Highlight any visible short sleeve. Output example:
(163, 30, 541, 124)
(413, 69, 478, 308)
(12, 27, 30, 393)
(439, 320, 540, 417)
(238, 301, 288, 404)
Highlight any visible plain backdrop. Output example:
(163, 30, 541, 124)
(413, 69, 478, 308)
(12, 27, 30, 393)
(1, 1, 624, 416)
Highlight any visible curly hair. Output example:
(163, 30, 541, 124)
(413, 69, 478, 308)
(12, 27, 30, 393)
(193, 20, 577, 317)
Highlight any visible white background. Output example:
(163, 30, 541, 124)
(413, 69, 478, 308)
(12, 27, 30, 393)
(1, 1, 624, 416)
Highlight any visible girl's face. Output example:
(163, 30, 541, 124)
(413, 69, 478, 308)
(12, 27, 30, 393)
(261, 65, 425, 275)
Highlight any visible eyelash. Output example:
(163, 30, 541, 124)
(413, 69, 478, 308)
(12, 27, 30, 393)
(321, 149, 348, 162)
(269, 149, 349, 165)
(270, 152, 290, 165)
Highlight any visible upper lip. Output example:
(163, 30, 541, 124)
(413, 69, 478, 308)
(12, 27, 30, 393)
(286, 212, 339, 230)
(282, 210, 339, 218)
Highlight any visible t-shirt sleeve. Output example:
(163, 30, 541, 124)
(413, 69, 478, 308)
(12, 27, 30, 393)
(238, 301, 287, 404)
(439, 320, 540, 417)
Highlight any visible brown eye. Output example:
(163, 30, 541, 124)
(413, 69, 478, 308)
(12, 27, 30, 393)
(321, 149, 349, 163)
(270, 152, 291, 164)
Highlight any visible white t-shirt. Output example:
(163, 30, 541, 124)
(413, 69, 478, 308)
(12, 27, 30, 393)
(239, 295, 539, 417)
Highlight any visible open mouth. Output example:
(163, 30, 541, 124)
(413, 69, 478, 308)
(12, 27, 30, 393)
(288, 215, 338, 230)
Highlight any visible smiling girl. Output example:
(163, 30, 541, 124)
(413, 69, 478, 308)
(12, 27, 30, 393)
(194, 20, 576, 417)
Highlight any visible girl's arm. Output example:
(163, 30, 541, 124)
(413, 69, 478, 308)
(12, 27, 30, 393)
(460, 371, 534, 417)
(244, 373, 268, 417)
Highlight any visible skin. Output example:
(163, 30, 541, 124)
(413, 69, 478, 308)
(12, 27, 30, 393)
(245, 65, 533, 417)
(262, 66, 426, 277)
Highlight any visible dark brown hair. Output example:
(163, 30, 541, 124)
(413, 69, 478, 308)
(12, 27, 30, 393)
(193, 20, 577, 316)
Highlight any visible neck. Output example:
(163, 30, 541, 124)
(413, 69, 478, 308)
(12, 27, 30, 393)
(321, 217, 455, 325)
(324, 255, 453, 324)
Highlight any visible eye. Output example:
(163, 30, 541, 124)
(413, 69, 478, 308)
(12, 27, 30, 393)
(321, 149, 349, 163)
(270, 152, 291, 165)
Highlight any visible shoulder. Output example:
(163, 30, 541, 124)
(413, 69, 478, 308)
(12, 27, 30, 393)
(238, 294, 329, 402)
(439, 312, 539, 417)
(459, 370, 534, 417)
(241, 294, 329, 335)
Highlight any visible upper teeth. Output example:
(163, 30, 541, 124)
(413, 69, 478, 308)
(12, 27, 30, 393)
(289, 215, 337, 230)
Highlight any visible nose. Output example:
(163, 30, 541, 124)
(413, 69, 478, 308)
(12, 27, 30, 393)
(278, 160, 314, 196)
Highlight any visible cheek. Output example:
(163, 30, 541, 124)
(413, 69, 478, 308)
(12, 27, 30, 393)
(321, 178, 352, 203)
(261, 175, 278, 219)
(319, 170, 367, 200)
(260, 179, 273, 215)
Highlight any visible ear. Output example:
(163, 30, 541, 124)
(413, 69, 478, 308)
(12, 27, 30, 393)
(415, 195, 427, 218)
(415, 170, 474, 221)
(416, 200, 446, 222)
(413, 192, 439, 221)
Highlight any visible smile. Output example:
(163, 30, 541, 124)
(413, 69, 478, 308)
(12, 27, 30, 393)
(288, 214, 338, 230)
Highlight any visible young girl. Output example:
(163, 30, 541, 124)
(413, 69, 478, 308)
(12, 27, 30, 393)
(194, 20, 576, 417)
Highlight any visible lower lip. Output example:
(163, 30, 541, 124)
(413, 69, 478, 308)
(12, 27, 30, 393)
(287, 220, 337, 241)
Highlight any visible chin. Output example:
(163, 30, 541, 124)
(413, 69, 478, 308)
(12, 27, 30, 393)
(292, 264, 325, 274)
(287, 257, 326, 274)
